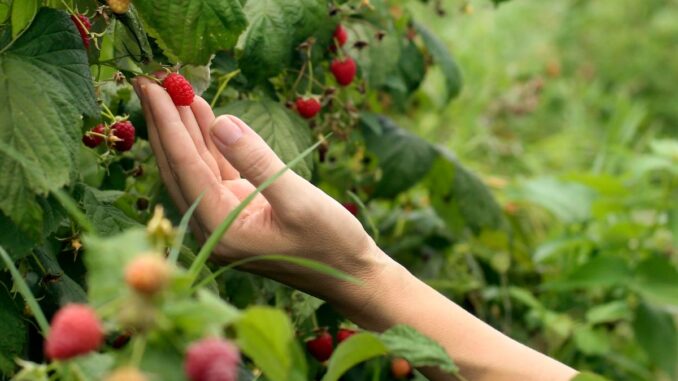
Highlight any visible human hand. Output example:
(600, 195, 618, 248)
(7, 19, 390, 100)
(133, 77, 393, 306)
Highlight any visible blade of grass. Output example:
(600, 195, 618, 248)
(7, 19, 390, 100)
(168, 193, 204, 264)
(52, 189, 94, 234)
(187, 137, 328, 282)
(347, 190, 380, 243)
(192, 254, 360, 292)
(0, 246, 50, 336)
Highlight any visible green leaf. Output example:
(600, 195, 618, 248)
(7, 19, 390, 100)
(83, 228, 152, 306)
(0, 283, 28, 376)
(163, 290, 240, 339)
(586, 301, 632, 325)
(216, 100, 314, 179)
(112, 4, 153, 64)
(72, 353, 115, 381)
(10, 0, 37, 38)
(361, 113, 438, 198)
(631, 255, 678, 306)
(573, 325, 610, 355)
(570, 372, 611, 381)
(139, 341, 185, 381)
(346, 20, 401, 88)
(134, 0, 247, 65)
(516, 177, 596, 223)
(380, 325, 458, 373)
(414, 22, 462, 101)
(234, 306, 301, 381)
(0, 8, 97, 237)
(425, 149, 504, 234)
(322, 333, 388, 381)
(546, 255, 631, 290)
(236, 0, 327, 81)
(82, 186, 141, 236)
(632, 303, 677, 378)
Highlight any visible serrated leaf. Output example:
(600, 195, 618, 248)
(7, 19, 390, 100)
(414, 22, 462, 102)
(234, 306, 301, 381)
(163, 290, 240, 339)
(82, 186, 141, 236)
(0, 8, 97, 237)
(216, 100, 314, 179)
(83, 228, 152, 306)
(381, 325, 457, 373)
(112, 4, 153, 64)
(0, 284, 27, 376)
(346, 20, 401, 88)
(425, 149, 503, 234)
(135, 0, 247, 65)
(361, 113, 438, 198)
(236, 0, 327, 81)
(322, 333, 388, 381)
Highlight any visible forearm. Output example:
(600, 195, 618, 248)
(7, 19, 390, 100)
(332, 252, 577, 381)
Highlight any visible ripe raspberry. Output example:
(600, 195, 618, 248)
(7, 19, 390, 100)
(330, 57, 357, 86)
(107, 0, 130, 14)
(390, 358, 413, 379)
(124, 254, 171, 296)
(44, 304, 104, 360)
(163, 73, 195, 106)
(306, 331, 333, 362)
(82, 124, 105, 148)
(104, 367, 147, 381)
(336, 328, 356, 343)
(342, 202, 359, 217)
(111, 120, 135, 152)
(185, 338, 240, 381)
(330, 24, 348, 52)
(295, 97, 321, 119)
(70, 14, 91, 49)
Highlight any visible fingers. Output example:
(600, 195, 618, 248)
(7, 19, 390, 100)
(177, 106, 222, 180)
(209, 115, 310, 212)
(191, 97, 240, 180)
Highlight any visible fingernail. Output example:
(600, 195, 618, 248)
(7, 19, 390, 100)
(212, 116, 243, 146)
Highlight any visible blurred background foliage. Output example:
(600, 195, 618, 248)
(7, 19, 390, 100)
(368, 0, 678, 379)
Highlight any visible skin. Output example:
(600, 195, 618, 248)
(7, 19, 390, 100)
(133, 77, 578, 381)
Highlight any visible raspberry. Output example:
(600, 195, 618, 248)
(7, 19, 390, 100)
(342, 202, 359, 217)
(295, 97, 321, 119)
(306, 331, 333, 362)
(330, 24, 348, 52)
(44, 304, 104, 360)
(163, 73, 195, 106)
(104, 367, 147, 381)
(185, 338, 240, 381)
(82, 124, 105, 148)
(336, 328, 356, 343)
(124, 254, 171, 296)
(70, 14, 91, 49)
(111, 120, 135, 152)
(330, 57, 357, 86)
(107, 0, 130, 14)
(390, 358, 413, 379)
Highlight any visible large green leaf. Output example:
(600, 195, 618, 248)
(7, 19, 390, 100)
(0, 7, 97, 238)
(234, 306, 304, 381)
(134, 0, 247, 65)
(346, 20, 401, 88)
(216, 100, 314, 179)
(631, 256, 678, 306)
(380, 325, 458, 373)
(361, 113, 438, 198)
(322, 333, 388, 381)
(632, 303, 678, 379)
(82, 185, 141, 236)
(425, 149, 504, 234)
(516, 177, 596, 223)
(236, 0, 327, 81)
(546, 255, 632, 290)
(112, 4, 153, 64)
(414, 22, 462, 102)
(0, 283, 27, 376)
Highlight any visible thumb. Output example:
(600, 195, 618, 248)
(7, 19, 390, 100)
(210, 115, 306, 208)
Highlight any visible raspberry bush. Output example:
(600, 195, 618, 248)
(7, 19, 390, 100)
(0, 0, 674, 381)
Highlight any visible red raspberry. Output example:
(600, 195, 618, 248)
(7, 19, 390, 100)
(336, 328, 356, 343)
(306, 331, 333, 362)
(162, 73, 195, 106)
(390, 357, 413, 379)
(295, 97, 321, 119)
(342, 202, 359, 216)
(185, 338, 240, 381)
(330, 57, 357, 86)
(44, 304, 104, 360)
(82, 124, 105, 148)
(330, 24, 348, 52)
(70, 14, 91, 49)
(111, 121, 135, 152)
